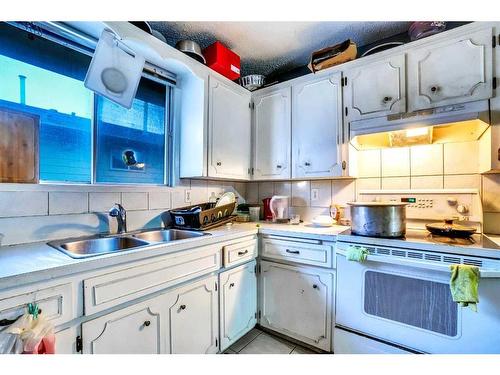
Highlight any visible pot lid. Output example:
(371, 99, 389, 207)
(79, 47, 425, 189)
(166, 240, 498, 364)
(426, 219, 477, 237)
(347, 201, 408, 206)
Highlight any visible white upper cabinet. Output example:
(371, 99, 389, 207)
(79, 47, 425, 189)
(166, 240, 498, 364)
(252, 87, 292, 180)
(165, 275, 219, 354)
(344, 54, 406, 121)
(219, 261, 257, 351)
(292, 72, 343, 178)
(407, 27, 494, 112)
(208, 75, 252, 180)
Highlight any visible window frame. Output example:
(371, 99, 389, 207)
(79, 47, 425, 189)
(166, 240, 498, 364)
(3, 22, 175, 187)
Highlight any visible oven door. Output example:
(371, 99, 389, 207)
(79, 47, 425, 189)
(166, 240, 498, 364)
(336, 246, 500, 354)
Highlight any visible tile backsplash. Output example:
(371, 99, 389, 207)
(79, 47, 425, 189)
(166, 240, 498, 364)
(0, 180, 246, 246)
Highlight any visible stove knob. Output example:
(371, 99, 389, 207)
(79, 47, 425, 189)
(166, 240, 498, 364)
(457, 205, 469, 214)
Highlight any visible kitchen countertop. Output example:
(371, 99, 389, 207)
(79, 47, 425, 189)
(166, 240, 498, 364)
(0, 221, 349, 290)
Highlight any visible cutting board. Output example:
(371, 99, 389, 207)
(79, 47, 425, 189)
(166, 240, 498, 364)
(0, 107, 39, 183)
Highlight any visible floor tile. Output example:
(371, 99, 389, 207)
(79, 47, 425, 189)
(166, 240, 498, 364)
(229, 328, 262, 352)
(238, 333, 295, 354)
(291, 346, 316, 354)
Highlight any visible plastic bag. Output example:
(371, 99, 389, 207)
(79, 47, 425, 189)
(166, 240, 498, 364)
(0, 313, 55, 354)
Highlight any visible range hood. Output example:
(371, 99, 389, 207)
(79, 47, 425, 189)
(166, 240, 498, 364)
(350, 101, 490, 150)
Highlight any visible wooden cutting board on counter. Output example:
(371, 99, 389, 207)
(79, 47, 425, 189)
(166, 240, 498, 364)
(0, 107, 39, 183)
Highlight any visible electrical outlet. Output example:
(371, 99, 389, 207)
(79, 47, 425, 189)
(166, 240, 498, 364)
(185, 189, 192, 203)
(311, 188, 319, 201)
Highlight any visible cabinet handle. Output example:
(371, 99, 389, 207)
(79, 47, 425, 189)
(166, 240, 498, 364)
(144, 320, 151, 327)
(286, 249, 300, 254)
(430, 86, 439, 93)
(383, 96, 392, 103)
(216, 161, 222, 166)
(180, 304, 187, 311)
(304, 162, 311, 167)
(276, 164, 282, 169)
(229, 283, 235, 288)
(238, 250, 249, 256)
(313, 284, 319, 290)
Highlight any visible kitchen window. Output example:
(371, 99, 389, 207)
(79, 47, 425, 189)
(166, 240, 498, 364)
(0, 22, 171, 185)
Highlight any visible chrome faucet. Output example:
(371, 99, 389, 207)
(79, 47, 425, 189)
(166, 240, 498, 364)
(109, 203, 127, 234)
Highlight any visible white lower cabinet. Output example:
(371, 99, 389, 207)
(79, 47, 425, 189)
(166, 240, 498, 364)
(258, 260, 334, 351)
(219, 261, 257, 351)
(81, 275, 219, 354)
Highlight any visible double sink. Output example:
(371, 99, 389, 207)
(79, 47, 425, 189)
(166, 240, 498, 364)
(48, 228, 209, 259)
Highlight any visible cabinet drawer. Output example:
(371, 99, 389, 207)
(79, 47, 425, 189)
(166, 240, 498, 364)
(84, 245, 221, 315)
(0, 283, 74, 327)
(261, 238, 332, 268)
(223, 239, 257, 267)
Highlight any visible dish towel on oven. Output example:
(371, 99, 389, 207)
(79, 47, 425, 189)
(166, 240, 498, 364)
(346, 246, 369, 262)
(449, 264, 479, 312)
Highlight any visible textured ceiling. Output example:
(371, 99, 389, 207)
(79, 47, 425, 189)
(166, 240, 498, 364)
(149, 21, 411, 77)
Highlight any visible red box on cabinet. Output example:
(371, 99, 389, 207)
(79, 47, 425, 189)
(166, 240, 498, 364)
(203, 41, 241, 80)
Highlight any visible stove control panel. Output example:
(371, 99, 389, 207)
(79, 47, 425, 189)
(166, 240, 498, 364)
(404, 198, 434, 209)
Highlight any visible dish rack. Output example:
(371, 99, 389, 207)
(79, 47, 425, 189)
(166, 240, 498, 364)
(169, 202, 236, 230)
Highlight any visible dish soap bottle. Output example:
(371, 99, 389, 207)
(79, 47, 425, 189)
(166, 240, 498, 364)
(208, 192, 217, 208)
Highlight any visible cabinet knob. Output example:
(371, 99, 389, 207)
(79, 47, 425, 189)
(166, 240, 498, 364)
(430, 86, 439, 93)
(229, 283, 235, 288)
(144, 320, 151, 327)
(276, 164, 282, 169)
(180, 304, 186, 310)
(216, 161, 222, 166)
(383, 96, 392, 103)
(304, 162, 311, 167)
(313, 284, 319, 289)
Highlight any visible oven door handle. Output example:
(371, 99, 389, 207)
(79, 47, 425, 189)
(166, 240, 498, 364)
(336, 249, 500, 278)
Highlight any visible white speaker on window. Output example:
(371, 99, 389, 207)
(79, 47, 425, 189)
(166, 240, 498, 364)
(84, 29, 145, 109)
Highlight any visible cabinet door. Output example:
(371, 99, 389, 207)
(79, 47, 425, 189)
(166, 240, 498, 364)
(208, 76, 251, 180)
(252, 87, 291, 180)
(219, 261, 257, 351)
(259, 260, 333, 351)
(407, 27, 494, 112)
(165, 275, 219, 354)
(81, 296, 164, 354)
(292, 73, 343, 178)
(344, 54, 406, 121)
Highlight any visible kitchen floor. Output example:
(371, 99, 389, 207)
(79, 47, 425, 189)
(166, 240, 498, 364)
(224, 327, 318, 354)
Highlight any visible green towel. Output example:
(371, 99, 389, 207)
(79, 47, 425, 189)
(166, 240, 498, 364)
(449, 264, 479, 312)
(346, 246, 369, 262)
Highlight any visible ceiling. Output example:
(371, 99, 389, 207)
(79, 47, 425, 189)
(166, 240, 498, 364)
(149, 22, 411, 77)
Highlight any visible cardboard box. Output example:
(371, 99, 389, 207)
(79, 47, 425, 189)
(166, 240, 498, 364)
(308, 39, 357, 73)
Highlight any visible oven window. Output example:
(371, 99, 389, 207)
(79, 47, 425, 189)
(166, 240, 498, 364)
(364, 271, 458, 337)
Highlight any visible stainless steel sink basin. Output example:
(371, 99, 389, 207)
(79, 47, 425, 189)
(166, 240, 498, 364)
(49, 236, 150, 259)
(132, 229, 209, 243)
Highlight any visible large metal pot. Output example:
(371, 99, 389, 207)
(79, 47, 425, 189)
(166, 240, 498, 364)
(348, 202, 407, 238)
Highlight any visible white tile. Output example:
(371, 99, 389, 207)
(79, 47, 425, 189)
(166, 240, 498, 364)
(381, 147, 410, 177)
(238, 333, 294, 354)
(289, 206, 330, 223)
(258, 182, 274, 202)
(444, 141, 479, 174)
(482, 174, 500, 212)
(356, 178, 381, 192)
(190, 180, 208, 205)
(149, 191, 172, 210)
(126, 210, 166, 232)
(231, 182, 247, 205)
(274, 182, 292, 197)
(49, 192, 88, 215)
(332, 179, 356, 205)
(310, 180, 332, 208)
(121, 192, 148, 211)
(484, 212, 500, 235)
(410, 144, 443, 176)
(89, 192, 121, 213)
(245, 182, 259, 204)
(411, 176, 443, 189)
(291, 181, 310, 207)
(0, 192, 48, 217)
(444, 174, 481, 189)
(381, 177, 410, 190)
(207, 181, 224, 201)
(357, 149, 381, 178)
(170, 189, 187, 209)
(229, 328, 262, 352)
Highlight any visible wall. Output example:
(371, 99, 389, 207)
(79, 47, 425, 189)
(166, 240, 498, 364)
(0, 179, 246, 246)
